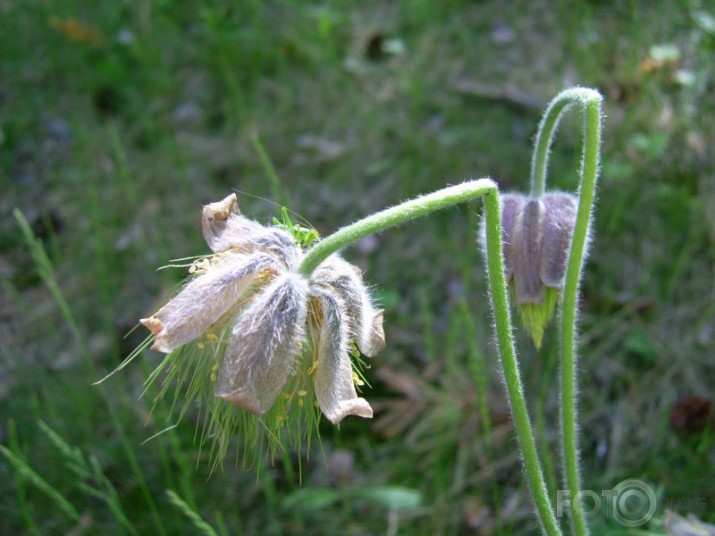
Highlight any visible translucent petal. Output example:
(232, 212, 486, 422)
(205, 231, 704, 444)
(540, 192, 579, 288)
(141, 252, 280, 353)
(512, 199, 545, 304)
(313, 288, 373, 424)
(214, 273, 308, 415)
(311, 255, 385, 357)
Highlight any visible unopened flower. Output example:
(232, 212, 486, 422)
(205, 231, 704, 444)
(141, 193, 385, 424)
(481, 191, 585, 348)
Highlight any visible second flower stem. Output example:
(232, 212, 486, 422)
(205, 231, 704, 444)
(483, 189, 562, 536)
(530, 87, 603, 536)
(298, 179, 562, 535)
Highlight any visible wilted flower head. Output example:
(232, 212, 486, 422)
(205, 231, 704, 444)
(481, 191, 585, 348)
(141, 193, 385, 426)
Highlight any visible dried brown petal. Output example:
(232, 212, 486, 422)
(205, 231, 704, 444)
(141, 253, 279, 353)
(202, 193, 294, 260)
(203, 194, 255, 251)
(540, 193, 578, 288)
(311, 255, 384, 357)
(214, 273, 309, 415)
(313, 288, 373, 424)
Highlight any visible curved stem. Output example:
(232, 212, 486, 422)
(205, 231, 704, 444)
(298, 180, 496, 277)
(531, 88, 604, 535)
(298, 180, 562, 535)
(530, 87, 601, 198)
(559, 91, 602, 536)
(484, 190, 562, 536)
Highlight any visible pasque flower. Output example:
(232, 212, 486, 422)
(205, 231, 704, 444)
(482, 191, 585, 348)
(141, 193, 385, 424)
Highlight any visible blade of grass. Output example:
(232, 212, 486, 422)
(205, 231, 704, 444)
(252, 132, 289, 207)
(38, 420, 139, 536)
(459, 298, 511, 534)
(536, 348, 559, 501)
(13, 208, 167, 536)
(13, 208, 85, 351)
(166, 489, 219, 536)
(0, 445, 81, 523)
(7, 420, 43, 536)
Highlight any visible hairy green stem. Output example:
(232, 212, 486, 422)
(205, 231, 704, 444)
(483, 190, 562, 536)
(298, 180, 495, 277)
(298, 180, 562, 535)
(531, 88, 603, 536)
(530, 87, 599, 198)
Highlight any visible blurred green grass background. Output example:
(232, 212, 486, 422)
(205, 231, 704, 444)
(1, 1, 714, 534)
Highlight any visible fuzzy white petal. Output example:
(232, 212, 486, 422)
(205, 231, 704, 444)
(214, 273, 309, 415)
(313, 288, 373, 424)
(141, 253, 280, 353)
(312, 255, 385, 357)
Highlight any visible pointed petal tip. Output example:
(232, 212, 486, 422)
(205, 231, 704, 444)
(202, 193, 241, 251)
(203, 193, 239, 221)
(325, 398, 373, 424)
(140, 317, 173, 353)
(140, 316, 162, 334)
(214, 389, 265, 416)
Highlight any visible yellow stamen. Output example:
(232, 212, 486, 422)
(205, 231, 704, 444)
(189, 257, 214, 275)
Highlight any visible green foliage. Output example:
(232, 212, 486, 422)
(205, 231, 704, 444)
(166, 490, 221, 536)
(283, 485, 423, 512)
(0, 442, 81, 524)
(516, 286, 560, 350)
(38, 421, 138, 536)
(272, 207, 321, 250)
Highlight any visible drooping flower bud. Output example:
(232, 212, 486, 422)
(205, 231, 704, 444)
(482, 191, 583, 348)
